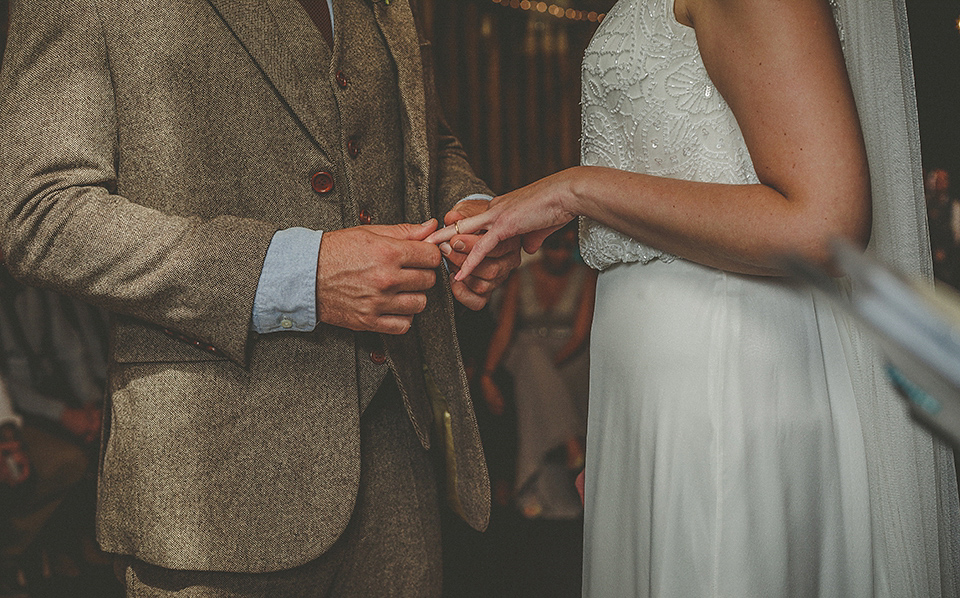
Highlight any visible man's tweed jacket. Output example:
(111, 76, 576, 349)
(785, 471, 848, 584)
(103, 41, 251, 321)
(0, 0, 490, 573)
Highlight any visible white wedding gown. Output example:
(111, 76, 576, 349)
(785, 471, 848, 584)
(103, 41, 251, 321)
(577, 0, 960, 596)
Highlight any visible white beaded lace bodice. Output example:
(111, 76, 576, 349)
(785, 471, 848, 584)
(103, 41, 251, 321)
(578, 0, 760, 270)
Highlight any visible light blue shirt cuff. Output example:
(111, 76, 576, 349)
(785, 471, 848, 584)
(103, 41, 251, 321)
(252, 227, 323, 334)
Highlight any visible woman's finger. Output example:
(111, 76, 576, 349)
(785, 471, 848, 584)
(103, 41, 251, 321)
(423, 226, 457, 245)
(454, 230, 504, 280)
(424, 212, 493, 245)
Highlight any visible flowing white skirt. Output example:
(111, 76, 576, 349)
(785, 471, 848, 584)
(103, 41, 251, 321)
(582, 259, 876, 597)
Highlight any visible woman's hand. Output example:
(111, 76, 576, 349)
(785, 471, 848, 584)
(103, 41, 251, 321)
(479, 372, 506, 416)
(426, 168, 582, 279)
(553, 343, 578, 367)
(61, 406, 101, 444)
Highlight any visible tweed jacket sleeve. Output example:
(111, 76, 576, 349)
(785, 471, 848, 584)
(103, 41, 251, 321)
(410, 0, 493, 217)
(433, 115, 493, 215)
(0, 0, 280, 365)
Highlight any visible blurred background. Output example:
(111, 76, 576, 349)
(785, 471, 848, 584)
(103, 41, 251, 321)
(1, 1, 958, 597)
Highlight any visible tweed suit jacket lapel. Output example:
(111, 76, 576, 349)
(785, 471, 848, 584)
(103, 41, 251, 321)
(205, 0, 338, 162)
(370, 0, 436, 449)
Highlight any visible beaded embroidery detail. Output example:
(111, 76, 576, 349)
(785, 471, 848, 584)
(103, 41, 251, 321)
(828, 0, 844, 46)
(578, 0, 760, 270)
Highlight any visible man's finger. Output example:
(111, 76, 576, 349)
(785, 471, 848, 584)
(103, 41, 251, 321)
(445, 254, 498, 295)
(398, 241, 443, 269)
(382, 292, 429, 316)
(370, 219, 439, 242)
(441, 248, 506, 285)
(443, 211, 463, 226)
(390, 268, 437, 292)
(450, 277, 487, 311)
(374, 315, 414, 335)
(442, 238, 521, 278)
(444, 199, 490, 224)
(460, 274, 495, 297)
(444, 233, 520, 259)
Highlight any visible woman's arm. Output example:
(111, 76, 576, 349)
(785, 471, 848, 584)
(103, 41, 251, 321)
(430, 0, 869, 278)
(482, 273, 520, 376)
(478, 273, 520, 415)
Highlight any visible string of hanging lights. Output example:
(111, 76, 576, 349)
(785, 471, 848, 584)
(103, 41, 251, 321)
(487, 0, 606, 23)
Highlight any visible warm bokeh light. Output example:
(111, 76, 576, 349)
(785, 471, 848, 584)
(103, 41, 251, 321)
(488, 0, 607, 23)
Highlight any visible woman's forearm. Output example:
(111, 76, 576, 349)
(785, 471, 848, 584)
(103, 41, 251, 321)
(566, 165, 870, 276)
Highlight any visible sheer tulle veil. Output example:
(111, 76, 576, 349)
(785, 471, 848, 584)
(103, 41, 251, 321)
(836, 0, 960, 593)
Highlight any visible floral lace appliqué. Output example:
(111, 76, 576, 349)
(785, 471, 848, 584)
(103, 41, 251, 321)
(578, 0, 760, 270)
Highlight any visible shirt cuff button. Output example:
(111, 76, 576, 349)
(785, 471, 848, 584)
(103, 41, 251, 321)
(280, 318, 294, 329)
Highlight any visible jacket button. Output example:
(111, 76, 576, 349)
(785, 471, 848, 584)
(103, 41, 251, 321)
(335, 71, 349, 89)
(311, 171, 334, 194)
(370, 350, 386, 365)
(359, 209, 372, 225)
(347, 138, 360, 158)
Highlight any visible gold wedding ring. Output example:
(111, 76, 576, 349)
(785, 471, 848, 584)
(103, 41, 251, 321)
(454, 221, 461, 235)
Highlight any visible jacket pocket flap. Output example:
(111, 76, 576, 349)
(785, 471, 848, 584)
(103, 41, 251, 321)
(111, 317, 231, 364)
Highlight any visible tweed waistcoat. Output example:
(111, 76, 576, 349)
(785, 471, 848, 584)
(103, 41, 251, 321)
(322, 0, 429, 418)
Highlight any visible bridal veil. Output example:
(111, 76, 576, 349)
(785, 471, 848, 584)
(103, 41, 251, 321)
(837, 0, 960, 594)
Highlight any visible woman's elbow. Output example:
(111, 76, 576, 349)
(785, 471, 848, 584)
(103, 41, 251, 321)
(798, 189, 872, 271)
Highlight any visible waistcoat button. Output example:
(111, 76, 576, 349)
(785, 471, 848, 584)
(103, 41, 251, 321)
(311, 171, 335, 193)
(359, 209, 372, 225)
(347, 138, 360, 158)
(335, 71, 350, 89)
(370, 350, 386, 364)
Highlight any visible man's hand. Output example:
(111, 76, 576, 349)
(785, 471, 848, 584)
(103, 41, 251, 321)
(316, 220, 442, 334)
(439, 200, 521, 310)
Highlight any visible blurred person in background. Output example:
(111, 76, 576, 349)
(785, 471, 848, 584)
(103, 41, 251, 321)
(1, 371, 32, 596)
(0, 265, 111, 597)
(0, 267, 106, 446)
